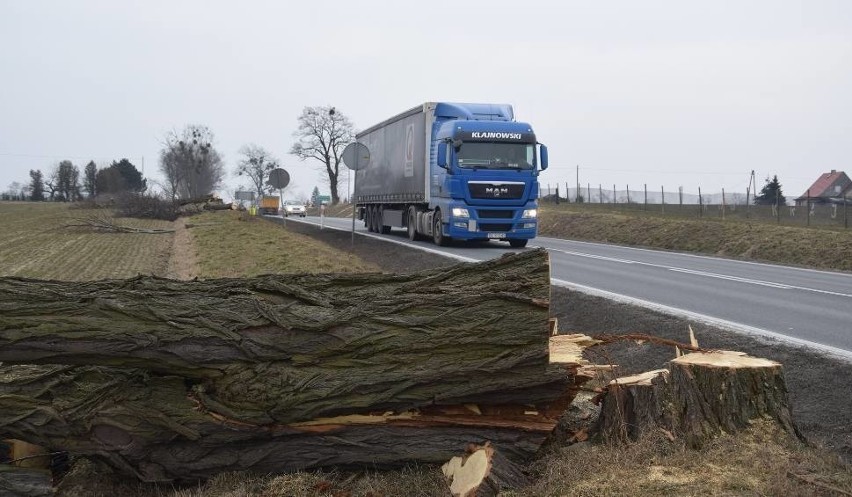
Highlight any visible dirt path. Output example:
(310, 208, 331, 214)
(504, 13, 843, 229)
(166, 219, 198, 280)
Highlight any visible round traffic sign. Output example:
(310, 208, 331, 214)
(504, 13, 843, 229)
(267, 168, 290, 189)
(341, 142, 370, 171)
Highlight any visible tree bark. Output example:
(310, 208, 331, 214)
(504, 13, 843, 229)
(0, 250, 589, 481)
(595, 351, 798, 446)
(0, 466, 54, 497)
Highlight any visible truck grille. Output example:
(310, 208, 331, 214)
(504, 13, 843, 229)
(480, 223, 514, 232)
(468, 183, 525, 199)
(477, 210, 514, 219)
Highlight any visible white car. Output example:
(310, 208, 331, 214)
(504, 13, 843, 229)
(283, 202, 307, 217)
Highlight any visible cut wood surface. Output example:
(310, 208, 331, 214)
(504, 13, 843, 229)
(442, 443, 529, 497)
(596, 350, 798, 446)
(0, 249, 593, 481)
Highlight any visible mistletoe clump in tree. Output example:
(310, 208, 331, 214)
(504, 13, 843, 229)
(159, 125, 225, 201)
(235, 144, 281, 201)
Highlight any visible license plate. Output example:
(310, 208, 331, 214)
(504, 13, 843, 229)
(487, 232, 505, 239)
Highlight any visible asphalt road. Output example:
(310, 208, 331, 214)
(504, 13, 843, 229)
(284, 215, 852, 358)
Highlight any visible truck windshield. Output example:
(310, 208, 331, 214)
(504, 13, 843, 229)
(456, 142, 535, 170)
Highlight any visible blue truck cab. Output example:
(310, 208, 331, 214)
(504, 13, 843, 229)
(354, 102, 548, 247)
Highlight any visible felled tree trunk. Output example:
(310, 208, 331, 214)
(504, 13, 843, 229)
(595, 351, 798, 446)
(442, 443, 530, 497)
(0, 466, 54, 497)
(0, 250, 591, 482)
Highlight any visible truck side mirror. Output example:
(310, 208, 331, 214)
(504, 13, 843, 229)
(437, 142, 449, 169)
(539, 144, 549, 170)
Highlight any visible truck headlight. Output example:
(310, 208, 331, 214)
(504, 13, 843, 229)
(452, 207, 470, 218)
(522, 209, 537, 219)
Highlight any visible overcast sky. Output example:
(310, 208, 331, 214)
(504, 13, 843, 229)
(2, 0, 850, 201)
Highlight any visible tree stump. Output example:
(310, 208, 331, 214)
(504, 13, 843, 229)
(442, 443, 529, 497)
(596, 351, 798, 446)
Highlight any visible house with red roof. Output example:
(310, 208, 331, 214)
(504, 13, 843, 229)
(795, 170, 852, 206)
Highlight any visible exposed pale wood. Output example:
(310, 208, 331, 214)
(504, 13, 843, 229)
(548, 334, 597, 364)
(6, 441, 49, 469)
(610, 369, 669, 386)
(442, 443, 529, 497)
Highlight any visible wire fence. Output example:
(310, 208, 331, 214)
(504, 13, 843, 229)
(539, 183, 850, 229)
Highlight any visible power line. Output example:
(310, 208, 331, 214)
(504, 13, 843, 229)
(0, 152, 140, 161)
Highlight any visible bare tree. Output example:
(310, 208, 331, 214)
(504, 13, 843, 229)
(44, 167, 58, 201)
(235, 144, 279, 201)
(3, 182, 25, 201)
(159, 125, 225, 200)
(290, 106, 354, 205)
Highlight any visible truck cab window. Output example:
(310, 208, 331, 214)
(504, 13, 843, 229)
(457, 142, 535, 170)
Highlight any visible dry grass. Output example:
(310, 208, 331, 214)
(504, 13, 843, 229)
(539, 205, 852, 271)
(0, 202, 174, 280)
(187, 210, 380, 277)
(56, 460, 448, 497)
(516, 419, 852, 497)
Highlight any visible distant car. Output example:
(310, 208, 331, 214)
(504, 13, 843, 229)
(283, 201, 307, 217)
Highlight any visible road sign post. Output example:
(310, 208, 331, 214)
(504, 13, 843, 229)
(341, 142, 371, 246)
(267, 168, 290, 224)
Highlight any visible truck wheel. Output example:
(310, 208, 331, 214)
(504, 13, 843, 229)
(407, 207, 418, 241)
(372, 207, 381, 233)
(509, 239, 529, 248)
(364, 206, 372, 231)
(367, 206, 375, 232)
(379, 207, 391, 234)
(433, 211, 450, 246)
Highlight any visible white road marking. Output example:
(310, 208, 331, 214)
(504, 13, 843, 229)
(547, 247, 852, 298)
(279, 216, 852, 359)
(539, 236, 852, 279)
(551, 278, 852, 363)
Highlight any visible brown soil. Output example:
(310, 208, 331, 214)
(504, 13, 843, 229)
(281, 220, 852, 463)
(166, 218, 199, 279)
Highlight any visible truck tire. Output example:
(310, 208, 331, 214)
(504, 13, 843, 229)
(433, 211, 450, 246)
(407, 207, 418, 241)
(509, 239, 529, 248)
(379, 207, 391, 234)
(372, 207, 381, 233)
(367, 206, 375, 232)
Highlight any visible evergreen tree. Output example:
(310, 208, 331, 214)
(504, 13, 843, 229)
(29, 169, 44, 201)
(311, 186, 321, 206)
(56, 160, 80, 202)
(96, 159, 146, 194)
(84, 161, 98, 198)
(754, 175, 786, 205)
